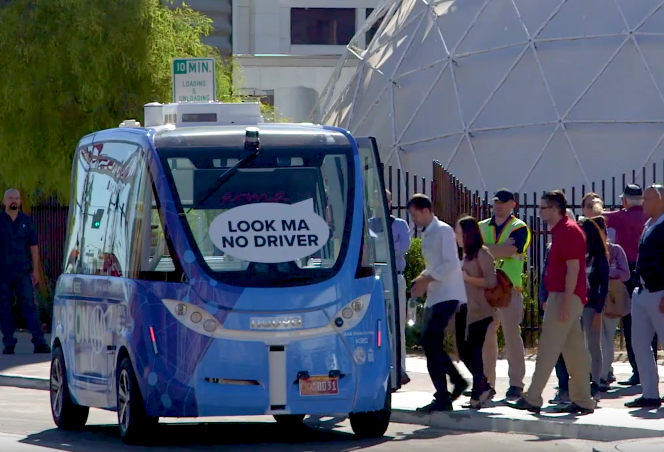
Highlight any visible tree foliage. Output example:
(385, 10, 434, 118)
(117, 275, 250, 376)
(0, 0, 240, 204)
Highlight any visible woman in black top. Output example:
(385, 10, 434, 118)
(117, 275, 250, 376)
(580, 217, 610, 400)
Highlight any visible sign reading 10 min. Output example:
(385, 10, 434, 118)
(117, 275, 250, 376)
(172, 58, 216, 103)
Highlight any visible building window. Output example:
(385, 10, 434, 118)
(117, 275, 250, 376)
(291, 8, 356, 45)
(366, 8, 384, 48)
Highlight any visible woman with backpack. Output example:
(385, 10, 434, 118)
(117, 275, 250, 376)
(455, 216, 499, 409)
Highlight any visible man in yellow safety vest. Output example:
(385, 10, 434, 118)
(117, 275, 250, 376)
(479, 189, 531, 401)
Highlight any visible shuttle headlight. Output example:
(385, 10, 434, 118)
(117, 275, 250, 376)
(161, 299, 222, 337)
(331, 295, 371, 330)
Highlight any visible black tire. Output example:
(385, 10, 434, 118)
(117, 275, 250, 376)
(273, 414, 306, 426)
(50, 346, 89, 430)
(117, 357, 159, 445)
(349, 390, 391, 438)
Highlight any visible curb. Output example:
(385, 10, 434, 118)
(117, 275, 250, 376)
(390, 409, 664, 443)
(592, 438, 664, 451)
(0, 375, 49, 391)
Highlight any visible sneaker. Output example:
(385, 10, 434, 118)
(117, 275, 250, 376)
(624, 397, 661, 409)
(33, 344, 51, 354)
(548, 390, 570, 404)
(551, 402, 594, 415)
(479, 387, 496, 404)
(416, 400, 453, 413)
(505, 386, 523, 401)
(506, 397, 541, 414)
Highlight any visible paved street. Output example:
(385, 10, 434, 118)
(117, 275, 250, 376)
(0, 386, 605, 452)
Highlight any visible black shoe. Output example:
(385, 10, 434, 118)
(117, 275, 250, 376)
(598, 379, 610, 392)
(505, 386, 523, 401)
(590, 382, 601, 402)
(401, 373, 411, 386)
(2, 345, 15, 355)
(506, 397, 540, 414)
(548, 390, 570, 404)
(33, 344, 51, 354)
(416, 401, 453, 413)
(624, 397, 661, 409)
(551, 402, 594, 415)
(607, 372, 616, 383)
(450, 379, 469, 402)
(618, 375, 640, 386)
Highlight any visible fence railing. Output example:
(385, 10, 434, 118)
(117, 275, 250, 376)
(431, 159, 664, 348)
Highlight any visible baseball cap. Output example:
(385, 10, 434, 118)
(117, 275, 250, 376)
(620, 184, 643, 198)
(492, 189, 515, 203)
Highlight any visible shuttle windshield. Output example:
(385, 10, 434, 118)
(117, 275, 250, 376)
(157, 146, 354, 287)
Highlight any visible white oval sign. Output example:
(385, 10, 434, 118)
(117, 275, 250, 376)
(209, 198, 331, 263)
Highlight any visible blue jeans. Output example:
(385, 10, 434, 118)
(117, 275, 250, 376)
(0, 272, 45, 347)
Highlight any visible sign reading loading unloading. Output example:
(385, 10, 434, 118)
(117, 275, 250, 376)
(172, 58, 216, 102)
(209, 199, 330, 263)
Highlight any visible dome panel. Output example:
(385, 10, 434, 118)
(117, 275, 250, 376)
(519, 128, 587, 195)
(473, 48, 557, 129)
(350, 65, 390, 128)
(393, 62, 445, 138)
(472, 125, 557, 193)
(454, 46, 525, 124)
(434, 0, 487, 52)
(536, 37, 624, 115)
(395, 12, 447, 78)
(446, 136, 485, 191)
(636, 36, 664, 95)
(538, 0, 627, 40)
(354, 89, 395, 154)
(455, 0, 528, 55)
(511, 0, 564, 36)
(637, 5, 664, 34)
(365, 17, 424, 81)
(615, 0, 657, 30)
(567, 40, 664, 121)
(399, 64, 464, 144)
(566, 123, 664, 181)
(325, 74, 362, 129)
(401, 135, 463, 175)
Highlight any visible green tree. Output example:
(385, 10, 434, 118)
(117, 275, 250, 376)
(0, 0, 240, 204)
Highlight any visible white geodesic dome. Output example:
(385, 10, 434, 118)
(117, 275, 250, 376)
(312, 0, 664, 196)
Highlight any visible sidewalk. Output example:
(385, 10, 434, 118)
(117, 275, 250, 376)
(1, 332, 663, 442)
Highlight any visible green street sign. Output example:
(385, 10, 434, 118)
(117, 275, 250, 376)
(172, 58, 216, 102)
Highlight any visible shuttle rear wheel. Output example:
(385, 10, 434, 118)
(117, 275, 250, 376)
(50, 346, 89, 430)
(349, 391, 391, 438)
(273, 414, 306, 426)
(117, 357, 159, 444)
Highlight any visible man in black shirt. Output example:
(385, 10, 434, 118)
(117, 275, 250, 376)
(0, 189, 50, 354)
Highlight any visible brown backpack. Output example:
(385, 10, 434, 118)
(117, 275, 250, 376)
(603, 279, 631, 318)
(485, 267, 513, 308)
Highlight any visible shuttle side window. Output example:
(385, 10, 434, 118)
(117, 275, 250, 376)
(128, 158, 184, 282)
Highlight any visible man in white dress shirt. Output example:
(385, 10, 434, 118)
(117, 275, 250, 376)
(408, 194, 468, 412)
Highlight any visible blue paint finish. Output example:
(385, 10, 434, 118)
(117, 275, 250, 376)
(52, 122, 395, 421)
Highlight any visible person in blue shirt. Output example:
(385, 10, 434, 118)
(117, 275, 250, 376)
(368, 190, 411, 385)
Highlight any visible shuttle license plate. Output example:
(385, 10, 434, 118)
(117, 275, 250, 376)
(299, 376, 339, 396)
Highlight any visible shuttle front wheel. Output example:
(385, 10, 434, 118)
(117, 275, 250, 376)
(117, 357, 159, 444)
(50, 346, 89, 430)
(349, 390, 391, 438)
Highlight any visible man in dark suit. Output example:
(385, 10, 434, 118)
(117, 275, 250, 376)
(624, 185, 664, 409)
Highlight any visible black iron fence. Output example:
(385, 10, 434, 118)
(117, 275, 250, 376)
(431, 160, 664, 348)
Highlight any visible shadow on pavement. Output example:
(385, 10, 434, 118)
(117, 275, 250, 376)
(17, 416, 462, 451)
(0, 333, 51, 375)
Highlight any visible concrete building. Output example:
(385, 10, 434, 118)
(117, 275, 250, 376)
(231, 0, 382, 121)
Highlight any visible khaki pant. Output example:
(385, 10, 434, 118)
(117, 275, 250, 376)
(523, 292, 594, 410)
(483, 288, 526, 388)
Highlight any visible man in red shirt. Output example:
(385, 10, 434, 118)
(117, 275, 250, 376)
(603, 184, 657, 386)
(508, 190, 595, 414)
